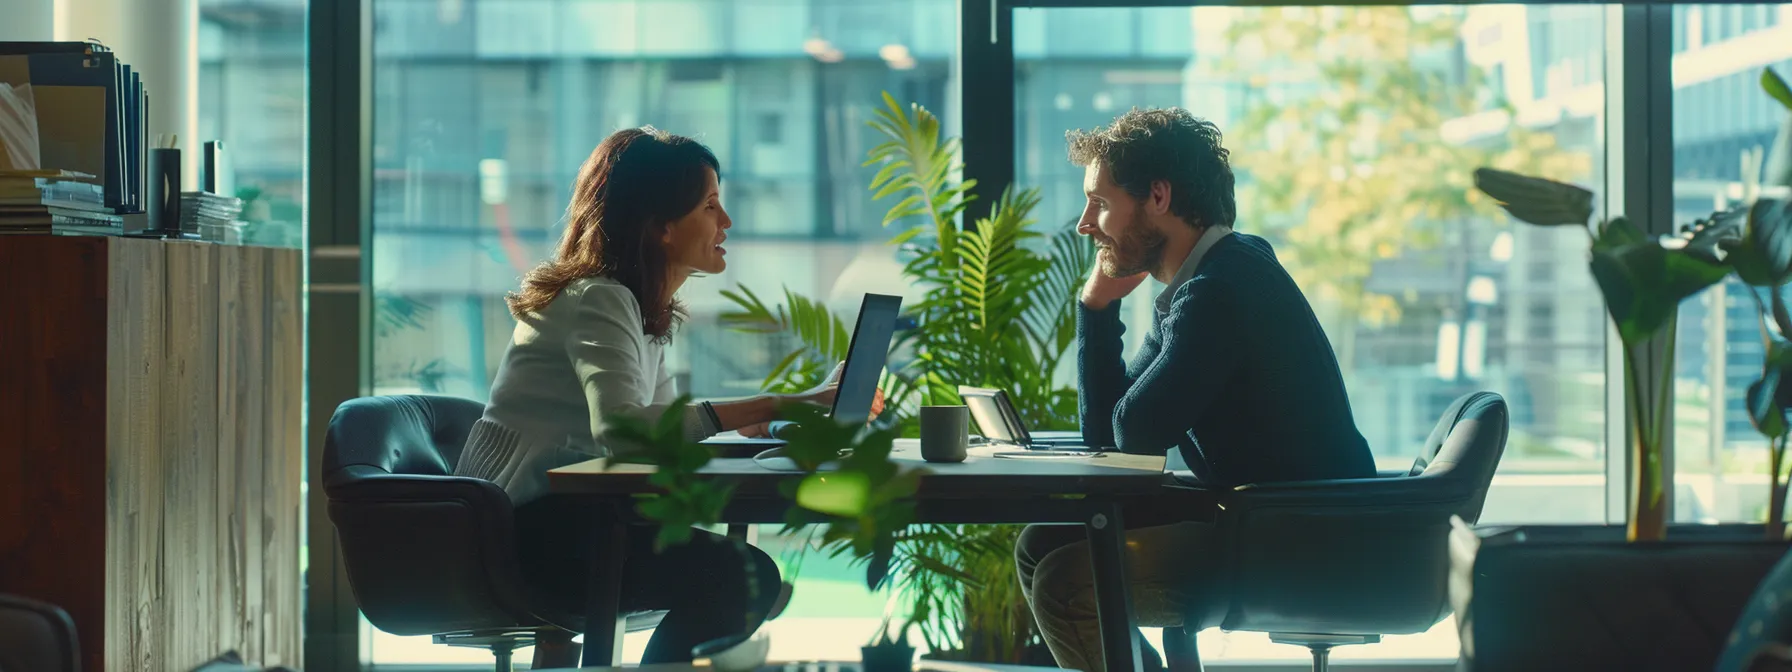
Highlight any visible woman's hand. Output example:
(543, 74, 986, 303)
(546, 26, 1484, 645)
(795, 362, 886, 416)
(796, 362, 847, 407)
(756, 361, 885, 424)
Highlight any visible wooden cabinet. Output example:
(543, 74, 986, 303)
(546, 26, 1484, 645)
(0, 235, 303, 671)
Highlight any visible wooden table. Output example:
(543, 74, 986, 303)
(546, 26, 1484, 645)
(549, 442, 1214, 672)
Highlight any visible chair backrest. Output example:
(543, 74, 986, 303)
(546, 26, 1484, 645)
(1719, 549, 1792, 671)
(0, 594, 79, 672)
(1407, 391, 1509, 524)
(323, 394, 485, 480)
(1216, 391, 1510, 636)
(322, 395, 552, 636)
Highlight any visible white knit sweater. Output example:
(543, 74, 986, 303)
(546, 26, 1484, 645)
(454, 276, 719, 505)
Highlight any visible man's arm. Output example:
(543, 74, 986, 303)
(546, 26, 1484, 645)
(1077, 299, 1132, 449)
(1111, 277, 1240, 455)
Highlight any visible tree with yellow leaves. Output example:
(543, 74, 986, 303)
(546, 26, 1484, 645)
(1209, 6, 1591, 373)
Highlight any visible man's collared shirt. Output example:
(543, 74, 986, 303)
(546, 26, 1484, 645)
(1154, 225, 1234, 316)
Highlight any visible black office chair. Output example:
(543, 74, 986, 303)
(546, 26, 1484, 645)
(1718, 547, 1792, 672)
(1164, 391, 1509, 672)
(0, 594, 79, 672)
(323, 394, 667, 671)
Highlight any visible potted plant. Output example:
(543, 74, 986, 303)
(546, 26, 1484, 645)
(862, 612, 921, 672)
(720, 93, 1086, 663)
(600, 393, 921, 646)
(1447, 67, 1792, 670)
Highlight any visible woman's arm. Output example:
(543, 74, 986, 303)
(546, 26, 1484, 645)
(650, 348, 796, 434)
(708, 394, 786, 432)
(567, 285, 720, 444)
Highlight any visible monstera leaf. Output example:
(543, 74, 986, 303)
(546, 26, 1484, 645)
(1749, 333, 1792, 440)
(1587, 217, 1731, 344)
(1668, 207, 1744, 267)
(1473, 168, 1595, 227)
(1737, 199, 1792, 288)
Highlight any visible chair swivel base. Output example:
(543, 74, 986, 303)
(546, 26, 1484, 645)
(433, 629, 549, 672)
(1267, 633, 1380, 672)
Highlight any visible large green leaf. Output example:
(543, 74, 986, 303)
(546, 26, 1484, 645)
(1743, 199, 1792, 287)
(1669, 207, 1745, 268)
(1589, 230, 1731, 344)
(1765, 67, 1792, 112)
(599, 397, 733, 551)
(1750, 333, 1792, 440)
(1473, 167, 1594, 227)
(1766, 115, 1792, 191)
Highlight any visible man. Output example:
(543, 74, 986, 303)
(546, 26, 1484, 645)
(1016, 108, 1375, 672)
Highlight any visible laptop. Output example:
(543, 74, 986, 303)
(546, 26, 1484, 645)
(702, 293, 903, 454)
(956, 385, 1091, 450)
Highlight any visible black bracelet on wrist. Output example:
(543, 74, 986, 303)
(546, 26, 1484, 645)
(700, 401, 722, 431)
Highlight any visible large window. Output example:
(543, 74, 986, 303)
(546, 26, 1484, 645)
(198, 0, 307, 248)
(1015, 3, 1607, 663)
(1672, 4, 1792, 524)
(347, 0, 1792, 668)
(366, 0, 957, 664)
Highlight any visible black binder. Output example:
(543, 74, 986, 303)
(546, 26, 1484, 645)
(0, 41, 144, 214)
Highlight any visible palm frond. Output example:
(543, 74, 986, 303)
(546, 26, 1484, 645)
(719, 286, 787, 333)
(1024, 222, 1096, 357)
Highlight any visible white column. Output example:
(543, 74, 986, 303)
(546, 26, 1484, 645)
(0, 0, 54, 40)
(55, 0, 199, 183)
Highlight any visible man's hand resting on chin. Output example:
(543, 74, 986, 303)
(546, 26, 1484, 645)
(1080, 250, 1149, 311)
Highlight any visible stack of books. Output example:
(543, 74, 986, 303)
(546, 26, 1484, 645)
(0, 171, 123, 234)
(181, 191, 243, 240)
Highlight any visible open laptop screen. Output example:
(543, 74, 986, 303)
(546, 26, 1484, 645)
(829, 293, 903, 425)
(958, 386, 1027, 445)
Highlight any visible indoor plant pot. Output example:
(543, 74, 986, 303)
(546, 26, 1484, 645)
(1450, 520, 1791, 670)
(861, 643, 917, 672)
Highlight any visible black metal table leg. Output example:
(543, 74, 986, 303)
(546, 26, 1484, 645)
(580, 502, 629, 667)
(1087, 501, 1141, 672)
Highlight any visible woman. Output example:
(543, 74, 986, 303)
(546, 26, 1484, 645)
(455, 127, 838, 662)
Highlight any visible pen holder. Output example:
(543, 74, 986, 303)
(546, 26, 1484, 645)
(143, 148, 189, 238)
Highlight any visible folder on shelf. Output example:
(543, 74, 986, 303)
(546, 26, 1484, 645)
(0, 41, 144, 214)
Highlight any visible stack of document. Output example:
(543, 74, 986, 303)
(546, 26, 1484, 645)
(0, 171, 122, 234)
(181, 191, 243, 239)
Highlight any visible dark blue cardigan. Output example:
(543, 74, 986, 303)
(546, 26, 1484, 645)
(1077, 232, 1376, 487)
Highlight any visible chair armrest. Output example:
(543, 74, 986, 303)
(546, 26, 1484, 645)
(1224, 475, 1467, 510)
(325, 467, 513, 509)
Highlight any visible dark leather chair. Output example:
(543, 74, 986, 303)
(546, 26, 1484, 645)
(1719, 546, 1792, 672)
(323, 394, 665, 671)
(1165, 391, 1509, 672)
(0, 594, 79, 672)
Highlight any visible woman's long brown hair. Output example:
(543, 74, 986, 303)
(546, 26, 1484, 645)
(506, 127, 721, 343)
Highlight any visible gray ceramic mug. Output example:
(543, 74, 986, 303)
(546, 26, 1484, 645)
(920, 405, 970, 463)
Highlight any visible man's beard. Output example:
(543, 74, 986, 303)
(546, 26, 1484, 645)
(1097, 205, 1167, 277)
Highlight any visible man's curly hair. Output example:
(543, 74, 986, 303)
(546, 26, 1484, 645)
(1067, 107, 1237, 230)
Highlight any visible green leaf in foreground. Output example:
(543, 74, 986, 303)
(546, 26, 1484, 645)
(1473, 167, 1594, 227)
(599, 396, 731, 552)
(1589, 230, 1730, 344)
(1765, 67, 1792, 112)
